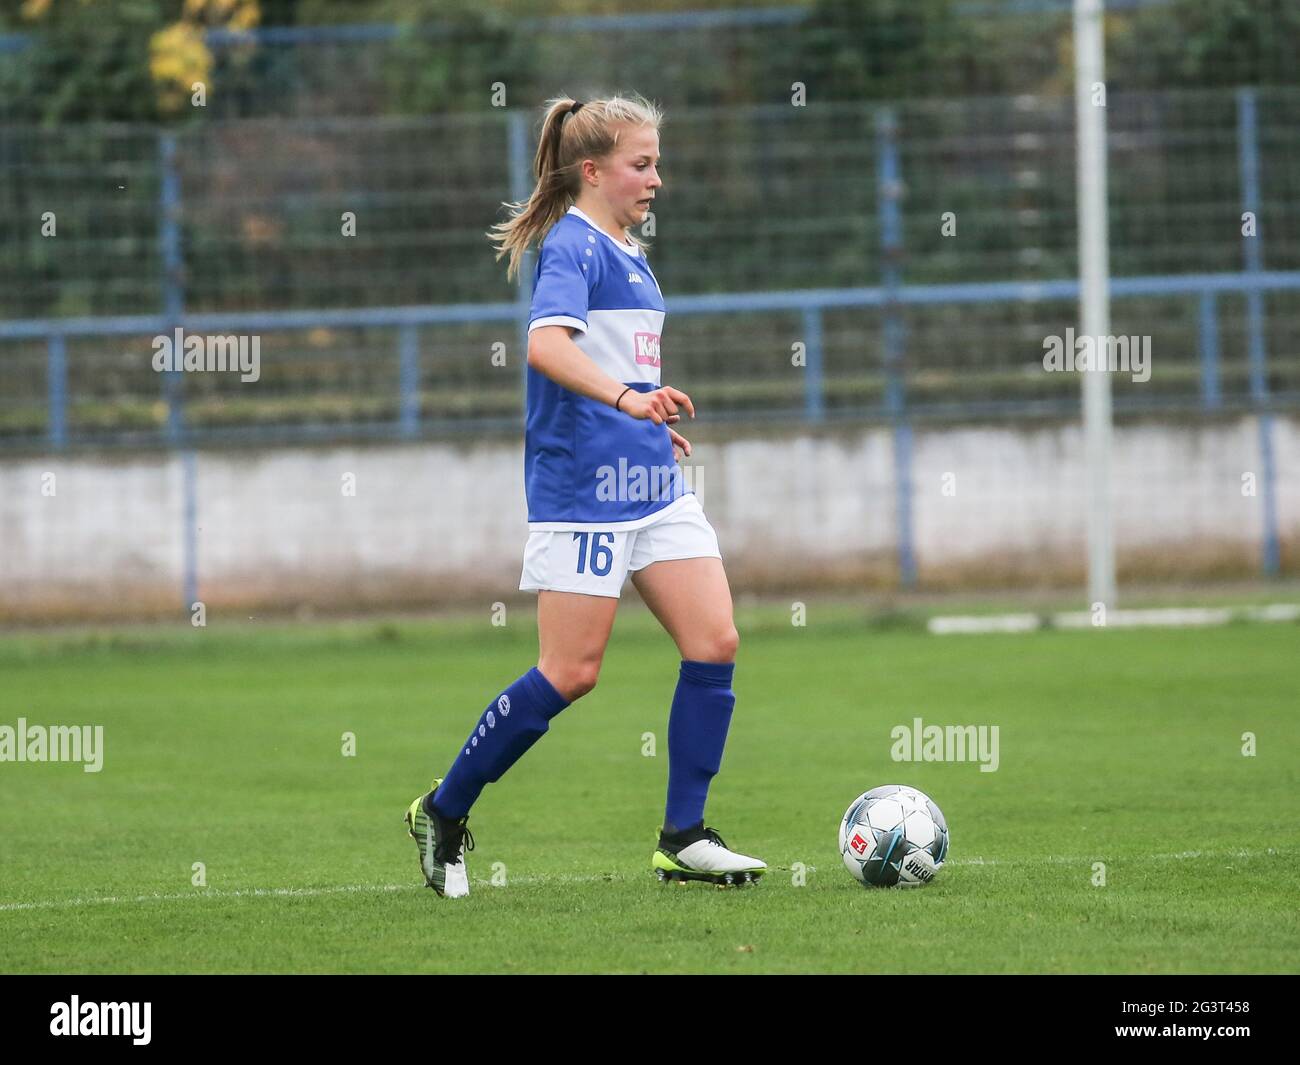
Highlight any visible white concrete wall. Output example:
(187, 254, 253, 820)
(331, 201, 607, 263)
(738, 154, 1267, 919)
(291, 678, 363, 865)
(1, 415, 1294, 619)
(909, 416, 1284, 580)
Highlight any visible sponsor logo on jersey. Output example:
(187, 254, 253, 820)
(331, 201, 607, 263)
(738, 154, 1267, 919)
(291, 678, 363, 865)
(628, 271, 644, 284)
(634, 331, 661, 366)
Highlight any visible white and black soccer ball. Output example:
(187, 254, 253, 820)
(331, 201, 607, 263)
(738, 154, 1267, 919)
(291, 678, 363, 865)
(839, 785, 949, 888)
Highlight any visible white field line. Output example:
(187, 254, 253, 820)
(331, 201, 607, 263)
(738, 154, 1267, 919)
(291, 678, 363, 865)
(929, 603, 1300, 635)
(929, 613, 1042, 634)
(0, 848, 1284, 913)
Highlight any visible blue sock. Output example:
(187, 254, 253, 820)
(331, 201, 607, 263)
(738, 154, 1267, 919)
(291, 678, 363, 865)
(664, 659, 736, 834)
(432, 667, 570, 819)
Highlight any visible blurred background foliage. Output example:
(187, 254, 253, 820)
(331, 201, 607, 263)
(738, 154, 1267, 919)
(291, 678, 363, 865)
(1, 0, 1297, 125)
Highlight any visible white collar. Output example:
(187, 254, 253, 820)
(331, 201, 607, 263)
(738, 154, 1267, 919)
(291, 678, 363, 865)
(567, 204, 640, 256)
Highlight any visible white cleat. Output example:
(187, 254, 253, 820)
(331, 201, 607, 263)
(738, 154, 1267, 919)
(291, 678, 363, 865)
(404, 779, 474, 898)
(652, 823, 766, 886)
(439, 826, 471, 899)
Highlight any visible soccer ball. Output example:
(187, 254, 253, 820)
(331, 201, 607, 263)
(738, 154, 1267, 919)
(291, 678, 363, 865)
(839, 785, 949, 888)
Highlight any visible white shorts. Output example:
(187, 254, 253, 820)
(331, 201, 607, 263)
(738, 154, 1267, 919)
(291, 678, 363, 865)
(519, 493, 722, 599)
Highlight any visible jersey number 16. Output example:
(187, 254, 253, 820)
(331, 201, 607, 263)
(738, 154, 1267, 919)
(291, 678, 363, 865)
(572, 532, 615, 576)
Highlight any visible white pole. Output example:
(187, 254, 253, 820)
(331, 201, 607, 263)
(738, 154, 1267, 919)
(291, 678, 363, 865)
(1074, 0, 1116, 610)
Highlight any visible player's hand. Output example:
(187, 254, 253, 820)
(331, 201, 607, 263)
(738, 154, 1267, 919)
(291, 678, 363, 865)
(619, 385, 695, 425)
(666, 417, 691, 461)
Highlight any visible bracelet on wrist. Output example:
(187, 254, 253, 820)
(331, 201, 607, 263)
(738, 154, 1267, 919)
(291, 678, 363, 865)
(615, 386, 632, 411)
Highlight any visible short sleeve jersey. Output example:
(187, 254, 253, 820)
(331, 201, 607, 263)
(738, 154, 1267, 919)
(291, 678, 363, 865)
(524, 204, 687, 529)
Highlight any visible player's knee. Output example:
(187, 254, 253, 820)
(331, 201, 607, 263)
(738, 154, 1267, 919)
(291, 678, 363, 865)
(562, 661, 601, 700)
(694, 624, 739, 664)
(540, 658, 601, 701)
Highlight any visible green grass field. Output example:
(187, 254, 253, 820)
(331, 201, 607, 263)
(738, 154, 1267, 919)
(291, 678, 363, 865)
(1, 604, 1296, 974)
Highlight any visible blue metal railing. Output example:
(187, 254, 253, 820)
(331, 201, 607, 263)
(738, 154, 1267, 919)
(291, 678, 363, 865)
(10, 266, 1300, 448)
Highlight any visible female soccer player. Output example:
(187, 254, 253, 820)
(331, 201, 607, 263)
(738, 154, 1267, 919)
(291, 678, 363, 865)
(405, 93, 765, 897)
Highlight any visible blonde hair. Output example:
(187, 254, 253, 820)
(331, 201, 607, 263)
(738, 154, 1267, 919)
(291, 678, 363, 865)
(487, 92, 663, 283)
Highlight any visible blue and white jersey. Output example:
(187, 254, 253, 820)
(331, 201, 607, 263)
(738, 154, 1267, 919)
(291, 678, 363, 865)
(524, 204, 689, 529)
